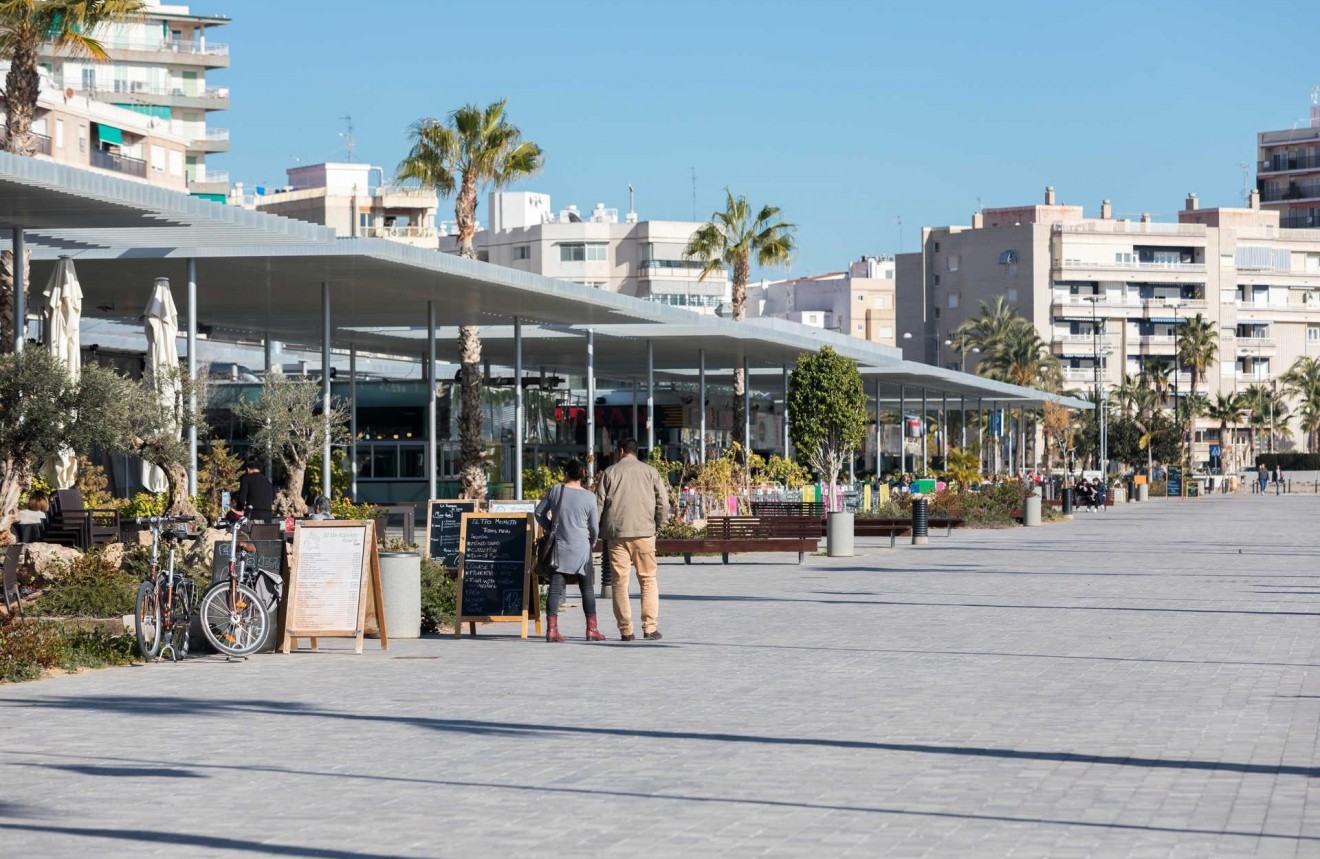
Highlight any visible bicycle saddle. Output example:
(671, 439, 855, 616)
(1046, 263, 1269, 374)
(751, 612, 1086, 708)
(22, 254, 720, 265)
(238, 541, 257, 554)
(165, 528, 191, 541)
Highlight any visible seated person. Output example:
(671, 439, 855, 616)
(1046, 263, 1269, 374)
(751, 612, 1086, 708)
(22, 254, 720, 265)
(308, 496, 334, 520)
(14, 491, 49, 541)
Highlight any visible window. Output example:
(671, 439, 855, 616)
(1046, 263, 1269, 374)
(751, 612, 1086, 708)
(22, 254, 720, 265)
(513, 245, 530, 261)
(54, 119, 64, 149)
(1309, 326, 1320, 342)
(77, 125, 86, 154)
(947, 294, 959, 309)
(933, 275, 941, 286)
(1006, 288, 1018, 302)
(167, 149, 183, 176)
(150, 144, 165, 172)
(559, 242, 607, 262)
(81, 67, 96, 91)
(358, 212, 372, 228)
(933, 242, 940, 252)
(857, 295, 865, 302)
(947, 254, 960, 272)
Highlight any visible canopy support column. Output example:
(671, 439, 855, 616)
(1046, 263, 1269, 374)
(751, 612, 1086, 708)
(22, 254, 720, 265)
(977, 398, 984, 474)
(586, 328, 596, 481)
(321, 282, 332, 501)
(698, 350, 707, 464)
(898, 384, 906, 474)
(427, 301, 437, 500)
(186, 259, 198, 496)
(960, 395, 967, 449)
(631, 378, 639, 443)
(646, 339, 655, 453)
(349, 343, 358, 502)
(875, 379, 882, 474)
(782, 364, 790, 459)
(11, 227, 23, 352)
(514, 317, 523, 499)
(920, 387, 928, 475)
(742, 357, 750, 460)
(941, 391, 948, 470)
(264, 335, 274, 480)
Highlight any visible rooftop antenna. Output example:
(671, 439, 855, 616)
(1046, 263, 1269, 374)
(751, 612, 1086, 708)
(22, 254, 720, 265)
(339, 114, 355, 162)
(1237, 162, 1251, 205)
(896, 215, 903, 253)
(627, 183, 636, 223)
(1311, 85, 1320, 128)
(690, 167, 697, 221)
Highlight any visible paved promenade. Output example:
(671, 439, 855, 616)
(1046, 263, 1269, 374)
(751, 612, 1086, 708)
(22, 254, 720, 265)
(2, 495, 1318, 857)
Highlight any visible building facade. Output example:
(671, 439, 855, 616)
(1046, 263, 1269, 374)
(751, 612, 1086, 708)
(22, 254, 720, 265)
(249, 163, 439, 249)
(1257, 93, 1320, 229)
(440, 191, 731, 313)
(0, 67, 189, 192)
(748, 256, 897, 346)
(898, 187, 1320, 469)
(37, 0, 230, 199)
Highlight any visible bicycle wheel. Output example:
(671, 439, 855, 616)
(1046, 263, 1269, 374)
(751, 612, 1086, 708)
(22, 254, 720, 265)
(134, 580, 163, 661)
(198, 582, 270, 657)
(168, 582, 192, 662)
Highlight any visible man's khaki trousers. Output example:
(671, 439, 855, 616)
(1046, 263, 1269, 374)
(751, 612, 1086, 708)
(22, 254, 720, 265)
(608, 536, 658, 636)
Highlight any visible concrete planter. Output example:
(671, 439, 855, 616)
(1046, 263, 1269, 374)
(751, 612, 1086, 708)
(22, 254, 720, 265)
(826, 512, 854, 557)
(378, 552, 422, 639)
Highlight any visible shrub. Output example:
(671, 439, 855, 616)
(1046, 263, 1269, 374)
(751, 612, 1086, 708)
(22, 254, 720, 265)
(332, 498, 380, 522)
(0, 615, 138, 684)
(123, 492, 167, 519)
(521, 465, 563, 500)
(29, 551, 139, 617)
(1255, 453, 1320, 471)
(420, 556, 457, 634)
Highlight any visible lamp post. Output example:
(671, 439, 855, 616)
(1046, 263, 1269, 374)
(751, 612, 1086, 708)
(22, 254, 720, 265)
(1166, 299, 1186, 472)
(902, 330, 950, 367)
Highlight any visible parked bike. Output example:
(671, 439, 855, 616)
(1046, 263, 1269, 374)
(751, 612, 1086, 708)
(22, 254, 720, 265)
(198, 513, 279, 657)
(133, 515, 198, 662)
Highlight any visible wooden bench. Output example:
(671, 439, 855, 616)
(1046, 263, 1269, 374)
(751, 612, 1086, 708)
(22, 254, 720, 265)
(852, 519, 914, 547)
(859, 516, 966, 537)
(656, 516, 821, 564)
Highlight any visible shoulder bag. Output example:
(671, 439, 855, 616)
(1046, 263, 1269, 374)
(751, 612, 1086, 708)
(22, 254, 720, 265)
(535, 484, 564, 581)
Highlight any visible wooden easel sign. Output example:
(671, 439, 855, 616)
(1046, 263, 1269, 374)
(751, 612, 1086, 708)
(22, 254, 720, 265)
(455, 512, 539, 639)
(426, 498, 478, 568)
(282, 519, 387, 654)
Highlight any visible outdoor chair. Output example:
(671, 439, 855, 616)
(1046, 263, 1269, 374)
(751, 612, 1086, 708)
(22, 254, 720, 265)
(44, 490, 121, 550)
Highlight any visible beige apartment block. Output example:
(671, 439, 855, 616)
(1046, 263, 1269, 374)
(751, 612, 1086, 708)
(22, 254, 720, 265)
(0, 69, 189, 192)
(1257, 95, 1320, 229)
(897, 187, 1320, 469)
(748, 256, 897, 346)
(37, 0, 230, 198)
(440, 192, 730, 313)
(250, 163, 439, 249)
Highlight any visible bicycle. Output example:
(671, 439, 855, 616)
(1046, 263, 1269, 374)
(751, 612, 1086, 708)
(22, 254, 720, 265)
(133, 515, 198, 662)
(198, 513, 276, 657)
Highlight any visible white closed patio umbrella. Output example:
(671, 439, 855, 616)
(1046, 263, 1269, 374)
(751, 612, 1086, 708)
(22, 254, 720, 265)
(40, 257, 82, 489)
(141, 277, 180, 495)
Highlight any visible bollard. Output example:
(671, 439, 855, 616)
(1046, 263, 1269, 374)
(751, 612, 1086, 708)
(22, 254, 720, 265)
(827, 511, 855, 557)
(1136, 482, 1149, 502)
(1061, 487, 1073, 516)
(1024, 487, 1042, 527)
(378, 552, 422, 639)
(911, 497, 930, 546)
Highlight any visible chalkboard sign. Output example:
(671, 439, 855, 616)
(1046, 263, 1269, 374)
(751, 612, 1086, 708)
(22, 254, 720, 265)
(455, 513, 538, 639)
(282, 520, 386, 654)
(426, 499, 477, 568)
(1167, 466, 1183, 498)
(488, 499, 537, 514)
(211, 539, 285, 586)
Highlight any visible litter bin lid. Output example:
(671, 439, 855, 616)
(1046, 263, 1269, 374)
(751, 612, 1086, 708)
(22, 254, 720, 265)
(378, 551, 421, 558)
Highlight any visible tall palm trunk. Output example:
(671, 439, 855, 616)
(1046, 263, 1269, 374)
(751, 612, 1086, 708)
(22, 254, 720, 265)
(3, 44, 41, 157)
(454, 176, 487, 499)
(731, 257, 749, 457)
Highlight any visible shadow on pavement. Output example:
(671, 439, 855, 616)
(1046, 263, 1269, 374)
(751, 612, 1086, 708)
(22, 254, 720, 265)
(0, 822, 412, 858)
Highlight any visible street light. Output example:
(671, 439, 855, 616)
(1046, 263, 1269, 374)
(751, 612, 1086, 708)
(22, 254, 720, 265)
(1166, 299, 1186, 474)
(902, 330, 947, 366)
(1082, 296, 1107, 472)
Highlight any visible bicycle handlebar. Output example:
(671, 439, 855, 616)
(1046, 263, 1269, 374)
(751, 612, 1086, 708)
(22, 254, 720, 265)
(133, 514, 197, 526)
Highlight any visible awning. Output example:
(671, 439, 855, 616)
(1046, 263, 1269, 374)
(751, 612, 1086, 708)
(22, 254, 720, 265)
(94, 123, 123, 146)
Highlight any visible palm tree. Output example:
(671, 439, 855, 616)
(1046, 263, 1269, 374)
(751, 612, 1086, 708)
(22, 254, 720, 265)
(1282, 355, 1320, 451)
(397, 99, 543, 499)
(1, 1, 145, 155)
(976, 326, 1060, 390)
(1139, 357, 1173, 407)
(1175, 313, 1217, 464)
(1205, 392, 1245, 472)
(955, 296, 1032, 357)
(684, 190, 795, 451)
(1243, 383, 1289, 460)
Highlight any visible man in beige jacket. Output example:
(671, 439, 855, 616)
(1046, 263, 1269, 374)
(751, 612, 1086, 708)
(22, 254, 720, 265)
(596, 438, 671, 641)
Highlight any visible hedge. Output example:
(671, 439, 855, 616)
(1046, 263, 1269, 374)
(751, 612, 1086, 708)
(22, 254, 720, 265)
(1254, 453, 1320, 471)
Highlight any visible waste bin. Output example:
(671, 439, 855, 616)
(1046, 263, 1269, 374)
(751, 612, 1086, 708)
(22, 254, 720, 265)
(1060, 487, 1073, 516)
(378, 552, 421, 639)
(1024, 487, 1042, 527)
(1137, 483, 1149, 502)
(827, 511, 854, 557)
(911, 497, 930, 546)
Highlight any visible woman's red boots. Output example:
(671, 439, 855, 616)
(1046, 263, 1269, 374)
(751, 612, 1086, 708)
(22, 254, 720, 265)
(546, 617, 564, 643)
(585, 616, 605, 642)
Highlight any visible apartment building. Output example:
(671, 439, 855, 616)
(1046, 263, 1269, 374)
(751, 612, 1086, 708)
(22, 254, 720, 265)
(1256, 92, 1320, 229)
(440, 191, 730, 313)
(37, 0, 230, 199)
(748, 256, 897, 346)
(897, 187, 1320, 468)
(249, 163, 439, 249)
(0, 67, 189, 192)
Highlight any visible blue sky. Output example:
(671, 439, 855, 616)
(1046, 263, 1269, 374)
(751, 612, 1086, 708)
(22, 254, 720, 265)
(218, 0, 1318, 276)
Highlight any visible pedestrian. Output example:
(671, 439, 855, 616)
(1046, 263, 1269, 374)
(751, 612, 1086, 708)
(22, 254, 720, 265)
(1273, 464, 1283, 495)
(1257, 461, 1269, 494)
(308, 496, 334, 520)
(1093, 478, 1106, 511)
(596, 437, 671, 642)
(534, 458, 604, 643)
(233, 458, 276, 522)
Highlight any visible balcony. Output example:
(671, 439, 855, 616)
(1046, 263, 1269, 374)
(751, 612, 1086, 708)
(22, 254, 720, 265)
(89, 148, 146, 179)
(1259, 182, 1320, 205)
(1232, 337, 1277, 352)
(363, 224, 438, 241)
(1062, 367, 1102, 383)
(1053, 258, 1206, 275)
(1258, 154, 1320, 175)
(44, 37, 229, 67)
(187, 127, 229, 153)
(83, 82, 229, 110)
(1053, 222, 1206, 237)
(1135, 334, 1176, 348)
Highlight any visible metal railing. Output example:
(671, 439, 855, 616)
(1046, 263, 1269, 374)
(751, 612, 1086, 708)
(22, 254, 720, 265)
(201, 127, 229, 141)
(1260, 183, 1320, 203)
(89, 148, 146, 178)
(53, 37, 230, 56)
(192, 170, 228, 185)
(363, 225, 437, 239)
(1054, 259, 1206, 274)
(1232, 336, 1276, 349)
(1260, 154, 1320, 173)
(1053, 221, 1206, 237)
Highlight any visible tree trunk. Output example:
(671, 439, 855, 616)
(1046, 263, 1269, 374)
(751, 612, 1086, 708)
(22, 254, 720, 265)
(458, 324, 487, 500)
(0, 248, 29, 354)
(276, 462, 308, 517)
(3, 44, 41, 157)
(165, 462, 201, 521)
(0, 456, 29, 536)
(456, 174, 479, 260)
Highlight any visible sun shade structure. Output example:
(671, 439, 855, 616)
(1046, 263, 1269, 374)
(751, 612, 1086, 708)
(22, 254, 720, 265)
(0, 153, 1087, 497)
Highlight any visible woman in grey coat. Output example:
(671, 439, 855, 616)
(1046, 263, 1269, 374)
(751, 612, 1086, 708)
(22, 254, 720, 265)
(534, 459, 604, 642)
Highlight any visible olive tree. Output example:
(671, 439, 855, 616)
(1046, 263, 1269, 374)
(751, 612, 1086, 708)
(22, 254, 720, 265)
(787, 347, 866, 513)
(0, 349, 144, 532)
(233, 375, 349, 516)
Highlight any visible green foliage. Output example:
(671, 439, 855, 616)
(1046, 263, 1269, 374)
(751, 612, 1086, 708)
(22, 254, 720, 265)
(420, 556, 457, 634)
(521, 464, 563, 500)
(939, 447, 982, 488)
(123, 491, 167, 519)
(683, 189, 797, 296)
(788, 347, 867, 485)
(232, 375, 350, 504)
(305, 448, 352, 503)
(0, 615, 138, 684)
(28, 551, 138, 618)
(758, 454, 811, 488)
(659, 519, 706, 539)
(73, 456, 118, 510)
(18, 473, 52, 509)
(197, 440, 243, 523)
(331, 498, 380, 521)
(1255, 452, 1320, 470)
